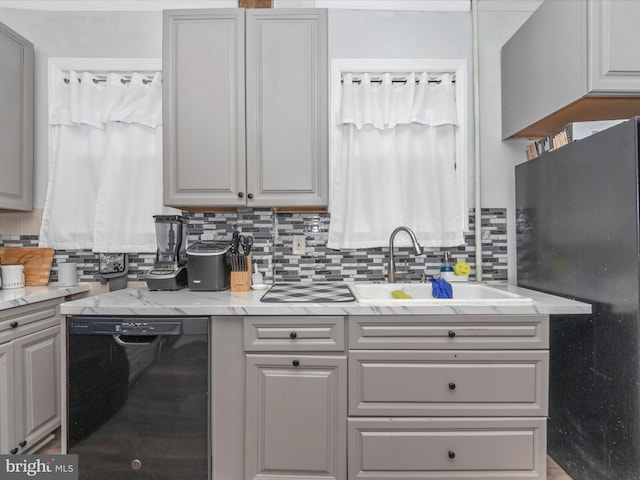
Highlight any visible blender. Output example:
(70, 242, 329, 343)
(144, 215, 189, 290)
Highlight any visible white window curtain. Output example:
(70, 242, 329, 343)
(327, 72, 464, 249)
(40, 67, 179, 253)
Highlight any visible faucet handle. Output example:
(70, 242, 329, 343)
(393, 270, 409, 282)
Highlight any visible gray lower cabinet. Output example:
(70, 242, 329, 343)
(0, 20, 33, 211)
(244, 316, 346, 480)
(502, 0, 640, 139)
(348, 314, 550, 480)
(163, 9, 327, 208)
(0, 341, 15, 454)
(349, 350, 548, 417)
(348, 417, 547, 480)
(0, 300, 62, 454)
(240, 314, 550, 479)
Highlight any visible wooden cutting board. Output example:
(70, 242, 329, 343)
(0, 247, 55, 286)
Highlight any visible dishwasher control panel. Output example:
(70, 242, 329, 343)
(68, 318, 182, 335)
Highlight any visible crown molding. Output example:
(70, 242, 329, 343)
(0, 0, 472, 12)
(0, 0, 541, 12)
(0, 1, 236, 11)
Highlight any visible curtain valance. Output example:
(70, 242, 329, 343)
(49, 70, 162, 128)
(338, 72, 457, 130)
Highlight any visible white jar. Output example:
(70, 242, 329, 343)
(1, 264, 25, 289)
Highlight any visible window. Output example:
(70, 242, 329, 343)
(328, 58, 469, 249)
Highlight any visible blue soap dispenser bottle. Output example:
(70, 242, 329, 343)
(440, 251, 455, 281)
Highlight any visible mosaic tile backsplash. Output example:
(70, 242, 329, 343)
(0, 208, 507, 284)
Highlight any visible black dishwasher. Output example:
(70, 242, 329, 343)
(67, 316, 209, 480)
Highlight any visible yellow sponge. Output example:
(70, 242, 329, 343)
(391, 290, 413, 299)
(454, 261, 471, 276)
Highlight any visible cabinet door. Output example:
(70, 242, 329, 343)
(163, 9, 246, 207)
(588, 0, 640, 92)
(245, 9, 328, 207)
(0, 21, 33, 211)
(245, 354, 346, 480)
(0, 342, 15, 454)
(13, 326, 61, 453)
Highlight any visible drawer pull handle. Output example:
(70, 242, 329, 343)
(448, 382, 456, 390)
(448, 330, 456, 338)
(10, 321, 19, 328)
(289, 332, 297, 339)
(18, 440, 27, 448)
(292, 359, 300, 367)
(10, 448, 18, 455)
(448, 451, 456, 459)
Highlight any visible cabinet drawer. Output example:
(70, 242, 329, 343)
(348, 417, 547, 480)
(244, 316, 344, 352)
(349, 350, 548, 416)
(0, 300, 60, 343)
(349, 315, 548, 350)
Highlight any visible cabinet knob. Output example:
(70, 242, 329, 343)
(448, 382, 456, 390)
(448, 330, 456, 338)
(10, 322, 19, 328)
(18, 440, 27, 448)
(289, 332, 297, 339)
(448, 451, 456, 459)
(247, 193, 254, 199)
(10, 448, 18, 454)
(238, 192, 244, 198)
(292, 359, 300, 367)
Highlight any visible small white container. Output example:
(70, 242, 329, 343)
(1, 264, 25, 289)
(59, 262, 78, 286)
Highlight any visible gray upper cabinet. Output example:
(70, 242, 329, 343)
(163, 8, 328, 208)
(501, 0, 640, 140)
(0, 21, 33, 211)
(163, 10, 246, 207)
(245, 10, 327, 207)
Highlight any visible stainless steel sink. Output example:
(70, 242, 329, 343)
(349, 282, 534, 305)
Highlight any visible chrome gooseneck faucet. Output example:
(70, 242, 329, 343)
(388, 226, 424, 283)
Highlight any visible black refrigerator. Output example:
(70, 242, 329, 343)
(516, 117, 640, 480)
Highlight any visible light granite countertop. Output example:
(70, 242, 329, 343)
(0, 283, 91, 312)
(58, 283, 591, 316)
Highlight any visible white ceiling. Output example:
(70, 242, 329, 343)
(0, 0, 542, 12)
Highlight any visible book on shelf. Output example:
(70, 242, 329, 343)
(525, 119, 628, 160)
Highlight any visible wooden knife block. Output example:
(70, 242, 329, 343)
(231, 254, 251, 292)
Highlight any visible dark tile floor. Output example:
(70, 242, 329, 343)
(39, 429, 573, 479)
